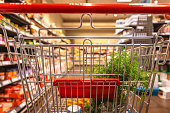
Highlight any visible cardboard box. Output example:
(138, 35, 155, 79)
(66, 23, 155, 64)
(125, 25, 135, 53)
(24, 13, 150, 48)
(158, 87, 170, 99)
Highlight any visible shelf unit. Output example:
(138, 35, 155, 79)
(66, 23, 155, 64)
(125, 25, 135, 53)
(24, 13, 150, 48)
(0, 25, 33, 37)
(0, 3, 72, 113)
(2, 14, 32, 26)
(0, 60, 22, 66)
(116, 19, 169, 44)
(8, 101, 26, 113)
(31, 18, 57, 36)
(0, 72, 30, 88)
(116, 21, 169, 35)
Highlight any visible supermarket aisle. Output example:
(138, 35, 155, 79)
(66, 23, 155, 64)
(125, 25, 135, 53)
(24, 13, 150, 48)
(149, 96, 170, 113)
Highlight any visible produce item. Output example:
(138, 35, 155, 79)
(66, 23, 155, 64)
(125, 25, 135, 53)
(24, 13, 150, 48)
(85, 50, 152, 113)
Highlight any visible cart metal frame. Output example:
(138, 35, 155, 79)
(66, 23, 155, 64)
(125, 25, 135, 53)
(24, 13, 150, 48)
(0, 3, 170, 113)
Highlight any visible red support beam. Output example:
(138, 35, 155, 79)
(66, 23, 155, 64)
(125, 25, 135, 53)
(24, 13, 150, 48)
(0, 3, 169, 14)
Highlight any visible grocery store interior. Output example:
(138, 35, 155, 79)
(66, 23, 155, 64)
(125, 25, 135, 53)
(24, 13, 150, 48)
(0, 0, 170, 113)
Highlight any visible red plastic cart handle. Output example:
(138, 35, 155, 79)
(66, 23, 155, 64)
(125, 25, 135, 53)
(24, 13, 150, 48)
(0, 3, 170, 14)
(53, 78, 120, 98)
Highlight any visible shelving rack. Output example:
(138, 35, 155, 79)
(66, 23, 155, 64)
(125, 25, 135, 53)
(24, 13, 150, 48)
(116, 18, 170, 44)
(0, 72, 29, 88)
(0, 1, 73, 113)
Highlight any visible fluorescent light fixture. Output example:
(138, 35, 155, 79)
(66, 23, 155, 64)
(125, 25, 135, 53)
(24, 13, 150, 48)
(117, 0, 132, 2)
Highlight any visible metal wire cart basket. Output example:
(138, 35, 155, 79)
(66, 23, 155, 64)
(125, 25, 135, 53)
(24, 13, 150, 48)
(0, 3, 170, 113)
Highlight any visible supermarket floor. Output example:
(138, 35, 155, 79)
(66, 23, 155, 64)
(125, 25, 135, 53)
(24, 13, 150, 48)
(149, 96, 170, 113)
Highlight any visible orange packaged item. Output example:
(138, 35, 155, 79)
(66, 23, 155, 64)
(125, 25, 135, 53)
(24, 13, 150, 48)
(0, 93, 9, 99)
(13, 99, 23, 107)
(12, 70, 18, 78)
(5, 71, 13, 80)
(13, 85, 20, 93)
(4, 86, 13, 93)
(9, 92, 24, 99)
(1, 102, 13, 113)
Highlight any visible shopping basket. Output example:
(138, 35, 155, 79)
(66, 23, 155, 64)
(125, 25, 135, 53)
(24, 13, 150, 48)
(0, 3, 170, 113)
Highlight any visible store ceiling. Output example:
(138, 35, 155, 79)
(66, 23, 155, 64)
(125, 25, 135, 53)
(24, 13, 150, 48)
(43, 0, 169, 36)
(45, 0, 138, 22)
(44, 0, 169, 22)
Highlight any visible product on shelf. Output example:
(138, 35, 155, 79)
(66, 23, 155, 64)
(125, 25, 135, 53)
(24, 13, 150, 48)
(0, 72, 5, 81)
(161, 24, 170, 33)
(0, 84, 29, 113)
(0, 34, 4, 42)
(5, 68, 18, 80)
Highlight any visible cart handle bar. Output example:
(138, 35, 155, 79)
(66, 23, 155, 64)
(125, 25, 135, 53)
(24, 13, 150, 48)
(0, 3, 170, 14)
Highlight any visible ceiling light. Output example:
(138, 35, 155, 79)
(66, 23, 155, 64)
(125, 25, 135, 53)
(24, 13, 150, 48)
(154, 0, 158, 4)
(117, 0, 132, 2)
(114, 14, 118, 17)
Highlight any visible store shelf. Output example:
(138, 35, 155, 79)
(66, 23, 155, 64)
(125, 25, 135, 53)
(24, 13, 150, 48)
(2, 13, 31, 26)
(116, 21, 169, 35)
(159, 59, 170, 62)
(0, 77, 20, 88)
(0, 73, 30, 88)
(153, 21, 170, 32)
(31, 18, 57, 36)
(155, 58, 170, 63)
(0, 60, 22, 66)
(8, 101, 26, 113)
(159, 33, 170, 37)
(0, 25, 33, 37)
(160, 33, 170, 35)
(0, 26, 51, 44)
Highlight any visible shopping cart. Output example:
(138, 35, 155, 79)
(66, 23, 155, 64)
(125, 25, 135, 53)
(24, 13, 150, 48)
(0, 3, 170, 113)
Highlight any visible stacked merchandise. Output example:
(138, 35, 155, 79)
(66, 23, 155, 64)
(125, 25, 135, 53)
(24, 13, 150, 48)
(115, 15, 153, 44)
(0, 67, 18, 81)
(0, 66, 33, 112)
(0, 0, 72, 112)
(0, 84, 29, 113)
